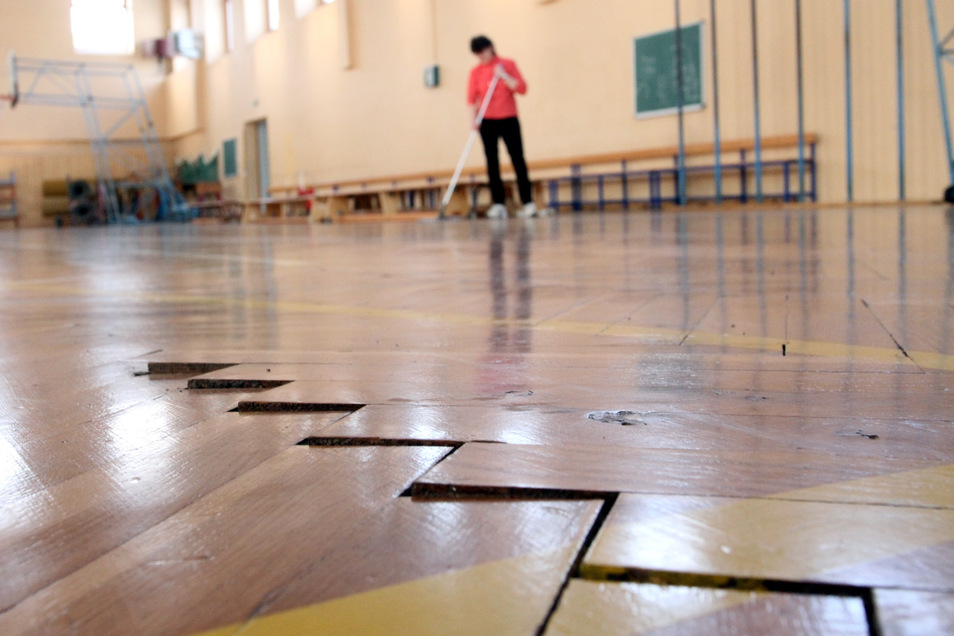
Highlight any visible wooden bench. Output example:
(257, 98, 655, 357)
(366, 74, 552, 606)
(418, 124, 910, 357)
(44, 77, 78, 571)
(184, 182, 243, 223)
(0, 171, 19, 228)
(268, 169, 515, 223)
(243, 195, 313, 223)
(245, 177, 460, 224)
(237, 185, 341, 223)
(41, 178, 101, 226)
(313, 135, 817, 218)
(539, 134, 818, 211)
(309, 174, 462, 221)
(189, 199, 243, 223)
(255, 134, 818, 224)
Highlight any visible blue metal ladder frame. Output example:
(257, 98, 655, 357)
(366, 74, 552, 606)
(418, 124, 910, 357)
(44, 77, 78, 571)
(8, 55, 189, 223)
(927, 0, 954, 193)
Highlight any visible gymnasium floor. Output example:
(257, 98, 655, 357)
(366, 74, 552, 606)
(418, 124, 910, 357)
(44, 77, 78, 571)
(0, 204, 952, 635)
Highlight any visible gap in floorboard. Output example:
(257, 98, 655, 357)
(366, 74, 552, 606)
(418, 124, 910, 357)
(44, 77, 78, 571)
(298, 437, 462, 448)
(571, 567, 881, 636)
(578, 564, 875, 599)
(145, 372, 201, 382)
(188, 378, 293, 390)
(397, 445, 463, 498)
(410, 482, 611, 501)
(862, 589, 883, 636)
(398, 443, 467, 497)
(236, 401, 365, 413)
(536, 493, 619, 636)
(295, 437, 466, 500)
(147, 361, 238, 375)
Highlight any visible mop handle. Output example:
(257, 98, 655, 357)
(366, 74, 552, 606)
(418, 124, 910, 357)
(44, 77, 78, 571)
(441, 74, 501, 210)
(473, 72, 501, 128)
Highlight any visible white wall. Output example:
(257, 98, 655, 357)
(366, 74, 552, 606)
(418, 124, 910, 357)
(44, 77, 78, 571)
(3, 0, 954, 226)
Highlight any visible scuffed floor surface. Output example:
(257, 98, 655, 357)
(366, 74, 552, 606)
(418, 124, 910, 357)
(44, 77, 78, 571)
(1, 207, 953, 635)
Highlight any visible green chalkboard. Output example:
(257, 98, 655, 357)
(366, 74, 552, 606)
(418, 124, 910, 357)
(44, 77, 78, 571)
(634, 23, 704, 117)
(223, 138, 238, 178)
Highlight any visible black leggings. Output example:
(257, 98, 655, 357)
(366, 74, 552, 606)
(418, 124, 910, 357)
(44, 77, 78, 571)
(479, 117, 533, 205)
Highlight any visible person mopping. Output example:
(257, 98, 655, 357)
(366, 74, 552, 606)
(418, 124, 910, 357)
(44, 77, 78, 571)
(467, 35, 550, 219)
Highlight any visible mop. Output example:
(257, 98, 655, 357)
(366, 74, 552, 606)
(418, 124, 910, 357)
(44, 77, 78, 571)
(439, 74, 500, 219)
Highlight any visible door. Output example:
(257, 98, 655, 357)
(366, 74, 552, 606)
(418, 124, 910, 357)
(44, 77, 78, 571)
(244, 118, 270, 204)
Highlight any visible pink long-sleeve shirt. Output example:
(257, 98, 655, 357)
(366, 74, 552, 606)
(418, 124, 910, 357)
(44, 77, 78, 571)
(467, 56, 527, 120)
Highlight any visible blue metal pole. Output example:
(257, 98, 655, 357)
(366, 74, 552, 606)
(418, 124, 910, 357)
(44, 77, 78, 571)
(710, 0, 722, 204)
(751, 0, 763, 203)
(927, 0, 954, 186)
(675, 0, 687, 206)
(897, 0, 906, 200)
(844, 0, 854, 202)
(796, 0, 806, 201)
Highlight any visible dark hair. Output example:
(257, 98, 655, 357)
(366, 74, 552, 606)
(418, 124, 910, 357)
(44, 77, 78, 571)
(470, 35, 493, 54)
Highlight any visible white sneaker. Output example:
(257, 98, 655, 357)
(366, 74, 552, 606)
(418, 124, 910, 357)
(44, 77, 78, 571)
(486, 204, 508, 219)
(517, 202, 537, 218)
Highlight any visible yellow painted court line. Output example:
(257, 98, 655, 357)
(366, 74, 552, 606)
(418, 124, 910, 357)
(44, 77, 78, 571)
(5, 281, 952, 370)
(547, 581, 757, 636)
(188, 468, 953, 636)
(194, 546, 576, 636)
(586, 498, 954, 583)
(544, 580, 867, 636)
(682, 329, 914, 366)
(583, 463, 954, 584)
(767, 463, 954, 509)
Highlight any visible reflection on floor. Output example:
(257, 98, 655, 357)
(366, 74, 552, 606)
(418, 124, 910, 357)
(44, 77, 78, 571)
(0, 206, 953, 635)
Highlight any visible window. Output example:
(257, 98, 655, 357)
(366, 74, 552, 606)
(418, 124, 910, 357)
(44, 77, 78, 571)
(295, 0, 316, 17)
(244, 0, 266, 42)
(224, 0, 234, 52)
(267, 0, 280, 31)
(71, 0, 135, 55)
(296, 0, 335, 19)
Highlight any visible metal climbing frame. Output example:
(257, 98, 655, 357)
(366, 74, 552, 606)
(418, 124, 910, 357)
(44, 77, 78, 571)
(6, 54, 188, 223)
(927, 0, 954, 192)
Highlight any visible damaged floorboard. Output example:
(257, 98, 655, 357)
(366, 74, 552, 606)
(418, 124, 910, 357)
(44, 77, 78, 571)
(2, 207, 954, 634)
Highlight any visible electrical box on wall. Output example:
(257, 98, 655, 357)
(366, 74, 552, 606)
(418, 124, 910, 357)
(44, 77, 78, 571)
(172, 29, 203, 60)
(424, 65, 440, 88)
(141, 37, 173, 60)
(140, 30, 203, 62)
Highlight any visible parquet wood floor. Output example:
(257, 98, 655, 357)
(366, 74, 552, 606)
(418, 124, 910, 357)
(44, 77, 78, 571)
(1, 206, 953, 634)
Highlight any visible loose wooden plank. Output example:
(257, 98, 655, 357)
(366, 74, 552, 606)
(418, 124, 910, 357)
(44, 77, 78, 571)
(209, 498, 601, 632)
(0, 410, 350, 612)
(862, 299, 954, 360)
(1, 204, 954, 635)
(688, 295, 907, 354)
(158, 349, 925, 385)
(1, 445, 599, 636)
(223, 371, 954, 421)
(308, 403, 954, 461)
(582, 492, 954, 592)
(413, 442, 951, 499)
(1, 383, 271, 502)
(198, 547, 579, 635)
(0, 358, 179, 440)
(874, 589, 954, 636)
(189, 356, 947, 392)
(546, 580, 868, 636)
